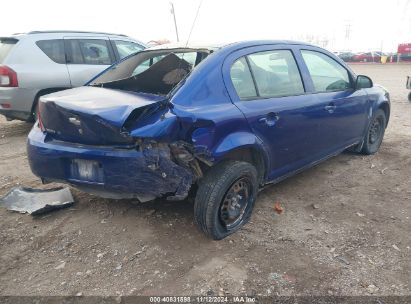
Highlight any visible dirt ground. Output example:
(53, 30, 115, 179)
(0, 64, 410, 297)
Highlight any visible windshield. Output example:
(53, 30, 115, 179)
(89, 48, 210, 95)
(0, 38, 18, 63)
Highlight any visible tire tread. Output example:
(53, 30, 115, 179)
(194, 160, 257, 239)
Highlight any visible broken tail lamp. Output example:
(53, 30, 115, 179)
(37, 107, 45, 132)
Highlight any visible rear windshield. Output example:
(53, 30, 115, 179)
(89, 48, 210, 95)
(0, 38, 17, 63)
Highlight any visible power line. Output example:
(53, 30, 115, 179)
(185, 0, 203, 47)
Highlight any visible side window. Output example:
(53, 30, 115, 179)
(301, 50, 351, 92)
(66, 40, 112, 65)
(36, 40, 65, 64)
(247, 50, 305, 98)
(113, 40, 144, 60)
(230, 57, 258, 100)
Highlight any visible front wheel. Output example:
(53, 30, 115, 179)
(194, 161, 258, 240)
(361, 109, 387, 155)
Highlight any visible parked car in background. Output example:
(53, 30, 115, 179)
(0, 31, 146, 121)
(336, 51, 354, 62)
(351, 51, 382, 62)
(27, 41, 390, 239)
(387, 52, 411, 62)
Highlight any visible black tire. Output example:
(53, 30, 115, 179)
(361, 109, 387, 155)
(408, 92, 411, 102)
(194, 161, 258, 240)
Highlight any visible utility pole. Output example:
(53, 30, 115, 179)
(345, 23, 351, 40)
(170, 2, 180, 42)
(344, 21, 351, 51)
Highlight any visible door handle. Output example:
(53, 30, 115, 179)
(324, 104, 337, 113)
(259, 112, 279, 127)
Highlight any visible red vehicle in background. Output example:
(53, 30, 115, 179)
(395, 43, 411, 62)
(351, 52, 383, 62)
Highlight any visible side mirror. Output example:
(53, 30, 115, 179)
(356, 75, 373, 89)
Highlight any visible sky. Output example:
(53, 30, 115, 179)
(1, 0, 410, 52)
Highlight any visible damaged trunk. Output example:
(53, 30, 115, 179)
(33, 49, 214, 201)
(36, 86, 206, 201)
(38, 86, 169, 145)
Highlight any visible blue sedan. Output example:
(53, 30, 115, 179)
(27, 41, 390, 239)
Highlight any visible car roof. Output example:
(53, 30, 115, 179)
(20, 30, 128, 36)
(147, 40, 317, 52)
(3, 31, 147, 47)
(6, 30, 142, 41)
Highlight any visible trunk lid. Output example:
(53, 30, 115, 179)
(38, 86, 168, 145)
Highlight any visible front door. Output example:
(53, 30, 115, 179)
(299, 49, 369, 152)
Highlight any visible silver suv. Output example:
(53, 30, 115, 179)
(0, 31, 146, 121)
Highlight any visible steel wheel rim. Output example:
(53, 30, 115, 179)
(219, 177, 251, 230)
(369, 116, 383, 144)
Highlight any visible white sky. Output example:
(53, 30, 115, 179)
(1, 0, 410, 52)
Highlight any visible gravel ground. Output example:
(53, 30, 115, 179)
(0, 64, 410, 297)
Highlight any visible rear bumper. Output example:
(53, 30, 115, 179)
(0, 87, 39, 120)
(27, 125, 194, 201)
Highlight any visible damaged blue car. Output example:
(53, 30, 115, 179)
(27, 41, 390, 239)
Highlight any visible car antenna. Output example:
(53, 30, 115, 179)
(167, 0, 203, 96)
(185, 0, 203, 47)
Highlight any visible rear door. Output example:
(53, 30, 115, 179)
(64, 37, 115, 87)
(298, 49, 369, 152)
(223, 45, 333, 180)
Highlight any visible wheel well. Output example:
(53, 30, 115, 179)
(217, 147, 266, 185)
(378, 102, 390, 126)
(29, 87, 69, 121)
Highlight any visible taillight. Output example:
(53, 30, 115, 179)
(37, 110, 45, 132)
(0, 65, 18, 87)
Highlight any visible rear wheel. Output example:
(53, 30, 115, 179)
(361, 109, 386, 155)
(194, 161, 258, 240)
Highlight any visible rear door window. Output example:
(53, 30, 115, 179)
(301, 50, 352, 92)
(113, 40, 144, 60)
(0, 38, 18, 63)
(36, 39, 66, 64)
(230, 50, 305, 100)
(230, 57, 258, 100)
(247, 50, 305, 98)
(65, 39, 113, 65)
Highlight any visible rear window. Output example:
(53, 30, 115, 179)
(132, 52, 198, 76)
(0, 38, 17, 63)
(36, 40, 66, 64)
(90, 49, 210, 95)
